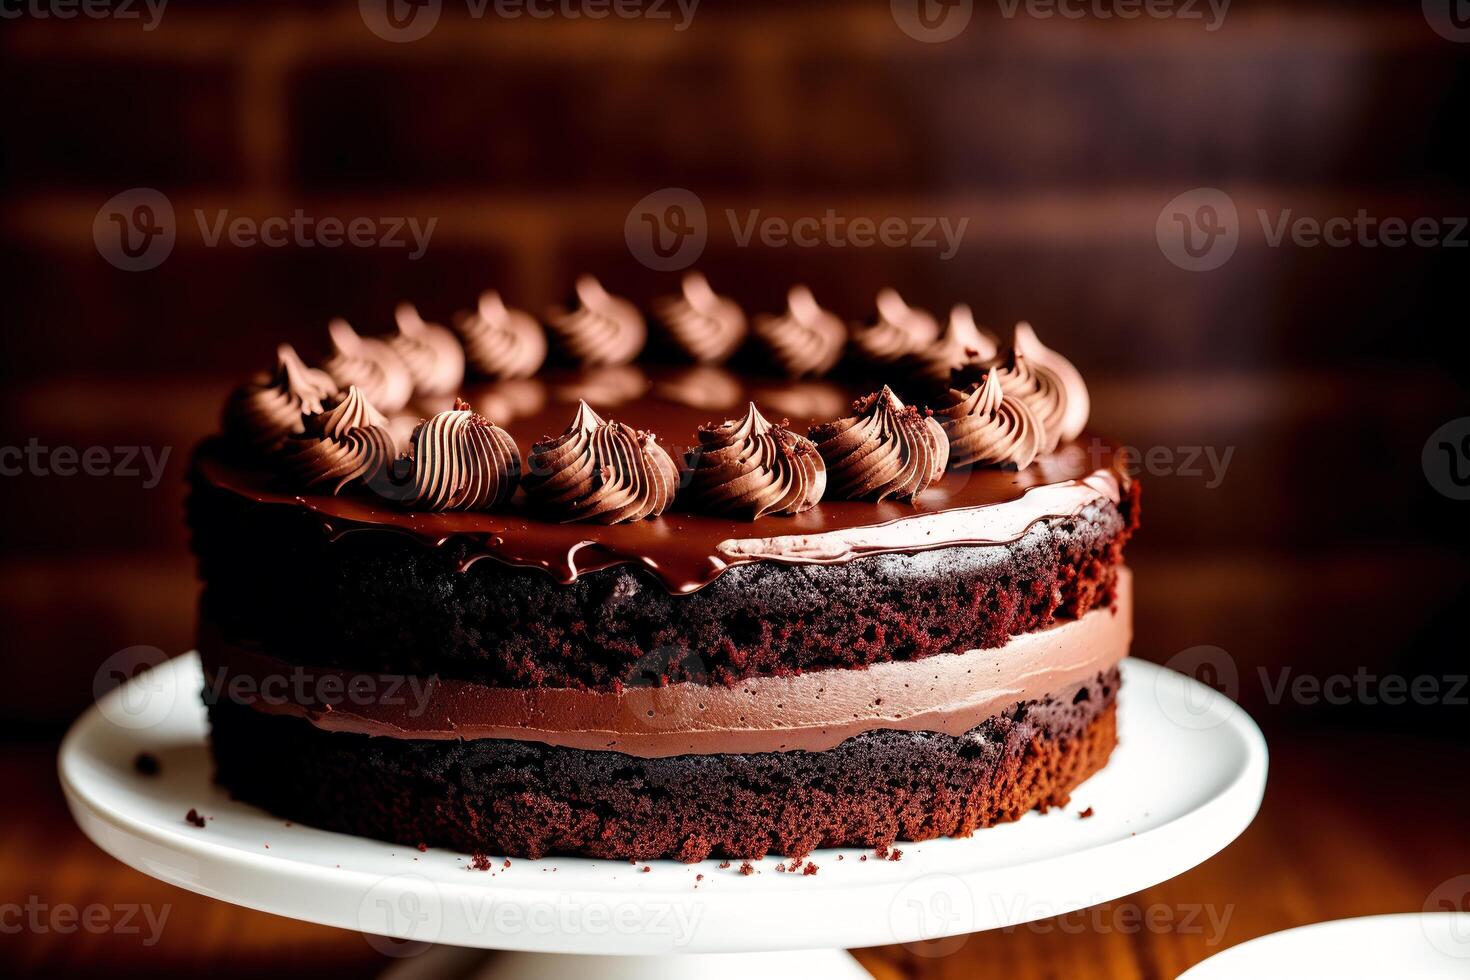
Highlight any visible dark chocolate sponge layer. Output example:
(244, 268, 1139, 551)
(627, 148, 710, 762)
(208, 668, 1120, 861)
(188, 468, 1138, 690)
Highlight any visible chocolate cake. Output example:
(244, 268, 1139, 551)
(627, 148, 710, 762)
(190, 275, 1139, 862)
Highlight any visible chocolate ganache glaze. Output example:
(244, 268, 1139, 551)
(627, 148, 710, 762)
(196, 365, 1127, 594)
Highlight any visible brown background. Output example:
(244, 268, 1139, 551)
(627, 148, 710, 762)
(1, 1, 1468, 977)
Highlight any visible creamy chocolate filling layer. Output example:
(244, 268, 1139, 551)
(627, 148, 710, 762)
(199, 569, 1131, 758)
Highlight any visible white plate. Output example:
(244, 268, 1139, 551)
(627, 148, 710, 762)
(1180, 912, 1470, 979)
(60, 654, 1266, 956)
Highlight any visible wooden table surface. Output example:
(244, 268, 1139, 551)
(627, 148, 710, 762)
(4, 728, 1466, 979)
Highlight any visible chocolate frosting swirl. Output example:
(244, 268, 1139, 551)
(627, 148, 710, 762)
(849, 289, 940, 365)
(1013, 321, 1089, 442)
(993, 349, 1069, 454)
(223, 344, 340, 453)
(404, 399, 520, 511)
(750, 285, 846, 378)
(523, 400, 678, 524)
(652, 272, 747, 364)
(454, 291, 548, 380)
(282, 385, 396, 493)
(546, 276, 647, 367)
(683, 402, 826, 518)
(387, 304, 466, 397)
(810, 386, 949, 502)
(914, 303, 999, 384)
(937, 368, 1043, 470)
(322, 318, 414, 414)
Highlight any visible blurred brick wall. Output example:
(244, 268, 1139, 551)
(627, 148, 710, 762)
(0, 1, 1467, 730)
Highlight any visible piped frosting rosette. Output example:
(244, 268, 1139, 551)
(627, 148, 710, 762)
(683, 402, 826, 518)
(849, 289, 940, 366)
(652, 272, 747, 364)
(282, 386, 397, 493)
(454, 291, 548, 380)
(936, 368, 1044, 470)
(750, 285, 845, 378)
(223, 343, 340, 454)
(809, 386, 948, 502)
(546, 275, 647, 367)
(322, 318, 414, 414)
(522, 400, 679, 524)
(386, 303, 466, 397)
(401, 399, 520, 511)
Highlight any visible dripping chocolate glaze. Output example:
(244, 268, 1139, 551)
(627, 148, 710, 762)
(195, 367, 1128, 594)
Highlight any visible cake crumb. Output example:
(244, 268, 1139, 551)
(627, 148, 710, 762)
(718, 861, 731, 869)
(774, 862, 786, 873)
(470, 853, 493, 871)
(640, 866, 651, 874)
(888, 849, 902, 862)
(184, 808, 205, 828)
(875, 845, 890, 859)
(134, 753, 160, 776)
(738, 862, 755, 876)
(803, 862, 819, 876)
(696, 874, 704, 881)
(503, 859, 512, 869)
(859, 855, 867, 862)
(1078, 807, 1095, 819)
(417, 842, 429, 852)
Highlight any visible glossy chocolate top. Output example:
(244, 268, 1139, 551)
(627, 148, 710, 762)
(197, 366, 1127, 593)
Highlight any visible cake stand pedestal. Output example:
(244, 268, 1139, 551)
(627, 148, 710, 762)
(60, 655, 1266, 979)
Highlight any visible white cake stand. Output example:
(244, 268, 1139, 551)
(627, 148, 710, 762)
(60, 654, 1266, 979)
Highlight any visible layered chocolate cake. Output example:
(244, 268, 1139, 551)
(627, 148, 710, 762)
(190, 275, 1139, 862)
